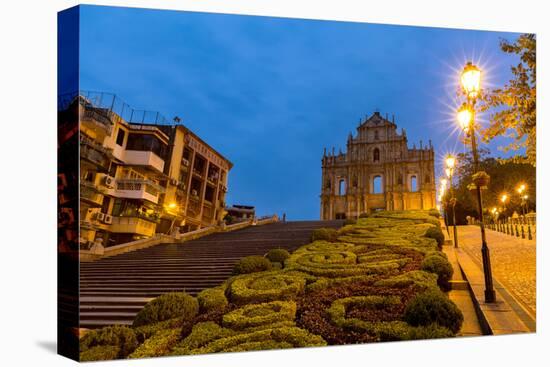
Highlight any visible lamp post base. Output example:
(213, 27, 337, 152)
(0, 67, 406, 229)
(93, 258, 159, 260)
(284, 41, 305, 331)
(484, 289, 496, 303)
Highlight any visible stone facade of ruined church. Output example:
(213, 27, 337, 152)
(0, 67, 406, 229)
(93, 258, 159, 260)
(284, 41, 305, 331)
(320, 111, 436, 219)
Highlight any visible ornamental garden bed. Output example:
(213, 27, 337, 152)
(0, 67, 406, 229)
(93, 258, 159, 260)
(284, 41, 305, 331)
(80, 210, 463, 361)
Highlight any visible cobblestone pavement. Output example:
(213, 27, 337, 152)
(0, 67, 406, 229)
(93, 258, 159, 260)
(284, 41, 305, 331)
(454, 225, 536, 316)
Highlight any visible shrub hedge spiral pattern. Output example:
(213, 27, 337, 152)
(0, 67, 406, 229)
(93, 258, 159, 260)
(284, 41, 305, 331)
(227, 271, 307, 304)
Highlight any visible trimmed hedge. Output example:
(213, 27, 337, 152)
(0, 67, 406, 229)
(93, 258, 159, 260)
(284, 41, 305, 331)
(227, 271, 306, 304)
(311, 228, 338, 242)
(233, 255, 273, 275)
(343, 219, 357, 226)
(421, 254, 453, 290)
(222, 301, 297, 330)
(424, 226, 445, 248)
(265, 248, 291, 263)
(129, 329, 180, 359)
(80, 325, 138, 360)
(404, 290, 463, 334)
(174, 322, 326, 355)
(428, 209, 441, 218)
(133, 292, 199, 327)
(197, 287, 228, 313)
(374, 270, 439, 292)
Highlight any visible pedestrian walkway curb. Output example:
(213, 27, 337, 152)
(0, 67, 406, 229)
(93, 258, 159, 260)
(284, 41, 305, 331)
(455, 247, 534, 335)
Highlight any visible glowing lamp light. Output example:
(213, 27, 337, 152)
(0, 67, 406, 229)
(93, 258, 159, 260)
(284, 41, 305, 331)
(461, 62, 481, 98)
(457, 103, 473, 131)
(523, 195, 528, 200)
(517, 184, 526, 194)
(445, 155, 456, 169)
(445, 168, 452, 178)
(501, 194, 508, 203)
(167, 202, 177, 209)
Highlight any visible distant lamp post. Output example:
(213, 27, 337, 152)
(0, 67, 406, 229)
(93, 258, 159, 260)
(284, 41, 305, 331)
(445, 155, 459, 248)
(458, 61, 496, 303)
(440, 178, 450, 236)
(517, 184, 528, 217)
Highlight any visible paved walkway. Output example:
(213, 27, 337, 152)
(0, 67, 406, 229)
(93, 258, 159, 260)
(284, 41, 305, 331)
(452, 225, 536, 317)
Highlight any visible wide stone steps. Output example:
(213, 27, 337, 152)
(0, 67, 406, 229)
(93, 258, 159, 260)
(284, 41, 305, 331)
(79, 220, 342, 328)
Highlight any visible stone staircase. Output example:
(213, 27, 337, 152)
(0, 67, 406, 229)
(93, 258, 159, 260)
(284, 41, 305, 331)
(79, 220, 342, 328)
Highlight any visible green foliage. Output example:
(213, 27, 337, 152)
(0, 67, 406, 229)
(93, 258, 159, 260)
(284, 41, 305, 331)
(80, 325, 138, 360)
(404, 290, 464, 334)
(373, 270, 439, 292)
(233, 255, 273, 275)
(222, 301, 297, 330)
(133, 318, 183, 344)
(358, 212, 370, 218)
(311, 228, 338, 242)
(428, 209, 441, 218)
(480, 34, 536, 166)
(265, 248, 291, 263)
(129, 329, 181, 359)
(80, 345, 120, 362)
(197, 287, 228, 313)
(227, 271, 306, 304)
(407, 323, 454, 340)
(343, 219, 357, 226)
(424, 226, 444, 248)
(174, 323, 326, 355)
(421, 254, 454, 290)
(133, 292, 199, 327)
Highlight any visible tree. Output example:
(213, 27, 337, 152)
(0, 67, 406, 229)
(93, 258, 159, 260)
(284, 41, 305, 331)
(450, 148, 535, 223)
(479, 34, 536, 166)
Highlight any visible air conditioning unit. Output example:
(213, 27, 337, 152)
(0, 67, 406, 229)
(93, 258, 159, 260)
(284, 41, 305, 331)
(103, 214, 113, 224)
(103, 175, 116, 188)
(182, 159, 189, 166)
(170, 178, 178, 186)
(95, 212, 105, 222)
(178, 182, 186, 190)
(191, 189, 198, 197)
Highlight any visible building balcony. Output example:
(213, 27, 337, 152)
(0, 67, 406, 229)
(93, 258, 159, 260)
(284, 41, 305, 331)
(80, 183, 104, 207)
(123, 150, 165, 173)
(109, 216, 157, 237)
(113, 179, 164, 204)
(80, 107, 114, 135)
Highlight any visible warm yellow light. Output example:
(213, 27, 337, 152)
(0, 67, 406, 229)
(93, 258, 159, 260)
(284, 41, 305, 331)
(167, 202, 177, 209)
(501, 194, 508, 203)
(517, 184, 526, 194)
(523, 195, 528, 200)
(457, 103, 473, 131)
(440, 178, 448, 187)
(445, 155, 456, 169)
(445, 168, 452, 178)
(461, 62, 481, 98)
(436, 204, 441, 211)
(491, 207, 497, 213)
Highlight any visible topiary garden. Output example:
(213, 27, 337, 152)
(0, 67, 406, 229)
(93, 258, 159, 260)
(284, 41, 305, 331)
(80, 210, 462, 361)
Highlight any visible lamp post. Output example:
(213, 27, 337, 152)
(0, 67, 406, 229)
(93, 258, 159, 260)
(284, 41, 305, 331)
(445, 155, 459, 248)
(517, 184, 527, 218)
(457, 61, 496, 303)
(439, 178, 450, 237)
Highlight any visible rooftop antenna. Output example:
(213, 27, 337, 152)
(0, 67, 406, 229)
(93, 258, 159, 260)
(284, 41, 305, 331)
(173, 116, 182, 124)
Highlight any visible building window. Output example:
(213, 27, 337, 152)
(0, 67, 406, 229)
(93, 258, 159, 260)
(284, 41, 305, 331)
(411, 175, 418, 192)
(373, 148, 380, 162)
(373, 176, 383, 194)
(338, 179, 346, 196)
(425, 174, 431, 184)
(374, 130, 379, 140)
(126, 133, 168, 159)
(116, 129, 126, 146)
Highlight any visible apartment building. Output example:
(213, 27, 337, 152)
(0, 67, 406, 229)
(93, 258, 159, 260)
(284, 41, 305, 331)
(76, 92, 232, 248)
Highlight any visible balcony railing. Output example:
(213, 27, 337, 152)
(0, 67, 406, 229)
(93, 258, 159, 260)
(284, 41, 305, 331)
(110, 216, 157, 237)
(124, 150, 165, 173)
(114, 179, 164, 204)
(80, 184, 104, 206)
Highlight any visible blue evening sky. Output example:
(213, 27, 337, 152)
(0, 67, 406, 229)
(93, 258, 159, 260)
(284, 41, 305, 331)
(78, 5, 524, 220)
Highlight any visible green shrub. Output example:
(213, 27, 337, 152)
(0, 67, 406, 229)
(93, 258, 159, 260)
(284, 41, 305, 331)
(428, 209, 441, 218)
(133, 292, 199, 327)
(407, 323, 454, 340)
(197, 287, 228, 313)
(233, 255, 273, 275)
(222, 301, 297, 330)
(128, 328, 181, 358)
(421, 254, 453, 290)
(358, 213, 370, 218)
(228, 272, 306, 304)
(311, 228, 338, 242)
(175, 324, 326, 355)
(424, 226, 445, 248)
(404, 290, 463, 334)
(374, 270, 439, 292)
(133, 318, 182, 344)
(80, 345, 120, 362)
(343, 219, 357, 226)
(80, 325, 138, 360)
(265, 248, 291, 263)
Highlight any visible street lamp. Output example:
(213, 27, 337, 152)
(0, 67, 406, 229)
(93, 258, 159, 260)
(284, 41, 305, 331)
(517, 184, 528, 217)
(445, 155, 459, 248)
(457, 61, 496, 303)
(440, 178, 450, 236)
